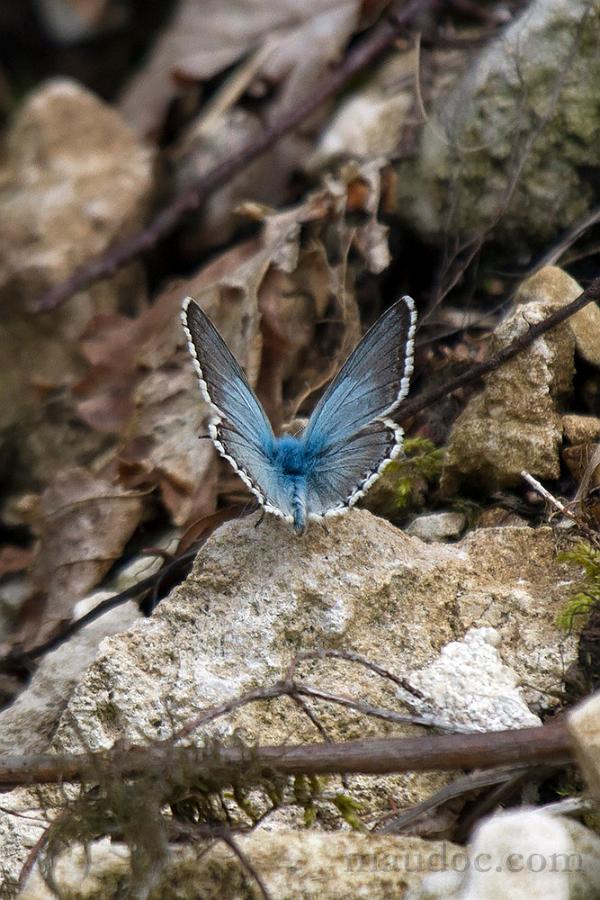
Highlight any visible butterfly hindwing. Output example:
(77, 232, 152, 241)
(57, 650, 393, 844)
(181, 297, 295, 520)
(305, 419, 402, 518)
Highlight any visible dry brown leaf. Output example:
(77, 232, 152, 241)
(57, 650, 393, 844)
(122, 0, 363, 250)
(81, 238, 269, 525)
(119, 364, 218, 526)
(119, 0, 362, 135)
(0, 546, 34, 581)
(257, 246, 360, 429)
(75, 291, 180, 435)
(73, 239, 266, 526)
(176, 505, 250, 555)
(75, 168, 390, 524)
(29, 467, 144, 628)
(242, 170, 393, 422)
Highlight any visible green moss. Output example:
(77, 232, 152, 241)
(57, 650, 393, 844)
(331, 794, 365, 832)
(395, 438, 443, 511)
(403, 437, 444, 480)
(556, 542, 600, 632)
(365, 437, 444, 520)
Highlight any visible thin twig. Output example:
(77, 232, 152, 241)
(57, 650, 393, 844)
(290, 694, 332, 744)
(217, 829, 272, 900)
(375, 765, 533, 833)
(574, 443, 600, 505)
(427, 3, 591, 314)
(173, 676, 455, 746)
(293, 682, 463, 732)
(0, 550, 197, 673)
(289, 693, 352, 790)
(289, 648, 426, 699)
(527, 203, 600, 273)
(16, 818, 56, 893)
(522, 469, 600, 544)
(521, 471, 573, 519)
(172, 683, 289, 742)
(453, 767, 540, 842)
(33, 0, 435, 314)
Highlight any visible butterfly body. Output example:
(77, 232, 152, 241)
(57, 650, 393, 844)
(272, 434, 308, 476)
(182, 294, 416, 534)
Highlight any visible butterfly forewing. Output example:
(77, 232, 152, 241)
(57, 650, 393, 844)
(302, 296, 415, 517)
(303, 296, 416, 450)
(182, 298, 295, 519)
(182, 299, 271, 444)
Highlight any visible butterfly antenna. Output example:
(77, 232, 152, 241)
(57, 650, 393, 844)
(254, 508, 266, 529)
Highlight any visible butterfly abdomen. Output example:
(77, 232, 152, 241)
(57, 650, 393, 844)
(270, 435, 309, 534)
(291, 481, 307, 535)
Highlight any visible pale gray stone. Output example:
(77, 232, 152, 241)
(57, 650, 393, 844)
(406, 511, 466, 542)
(53, 513, 573, 756)
(0, 591, 140, 755)
(0, 512, 579, 894)
(568, 692, 600, 801)
(0, 78, 154, 487)
(20, 832, 464, 899)
(562, 414, 600, 446)
(441, 268, 581, 493)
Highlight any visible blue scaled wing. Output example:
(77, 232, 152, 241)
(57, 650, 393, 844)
(181, 297, 294, 520)
(302, 296, 416, 518)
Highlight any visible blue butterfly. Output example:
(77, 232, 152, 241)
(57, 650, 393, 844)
(182, 295, 416, 535)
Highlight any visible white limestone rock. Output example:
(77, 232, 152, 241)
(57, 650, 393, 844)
(0, 591, 140, 755)
(0, 512, 579, 894)
(422, 808, 600, 899)
(20, 832, 464, 899)
(400, 628, 541, 731)
(568, 691, 600, 801)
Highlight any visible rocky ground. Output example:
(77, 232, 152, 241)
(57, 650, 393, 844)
(2, 1, 600, 898)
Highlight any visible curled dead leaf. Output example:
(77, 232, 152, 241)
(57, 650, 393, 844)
(0, 546, 34, 582)
(30, 467, 144, 631)
(119, 0, 362, 136)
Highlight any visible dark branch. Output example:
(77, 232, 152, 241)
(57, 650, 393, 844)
(0, 721, 572, 787)
(0, 550, 196, 674)
(398, 274, 600, 421)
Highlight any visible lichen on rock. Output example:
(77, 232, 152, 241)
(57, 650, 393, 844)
(398, 0, 600, 252)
